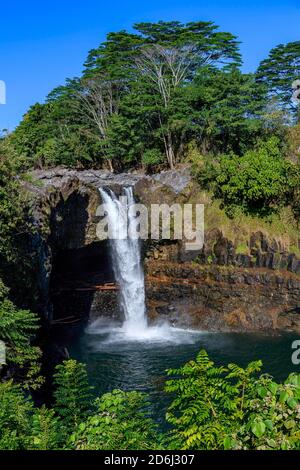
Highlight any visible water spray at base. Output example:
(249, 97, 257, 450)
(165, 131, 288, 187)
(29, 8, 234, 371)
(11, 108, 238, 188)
(87, 187, 202, 343)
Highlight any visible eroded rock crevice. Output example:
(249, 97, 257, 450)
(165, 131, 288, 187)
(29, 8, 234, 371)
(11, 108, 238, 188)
(50, 241, 114, 324)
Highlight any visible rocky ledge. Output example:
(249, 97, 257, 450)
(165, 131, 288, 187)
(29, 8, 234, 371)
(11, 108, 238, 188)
(145, 261, 300, 334)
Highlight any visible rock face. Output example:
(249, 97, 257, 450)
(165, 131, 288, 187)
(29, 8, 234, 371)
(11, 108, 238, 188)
(146, 228, 300, 275)
(25, 166, 300, 334)
(26, 167, 193, 323)
(145, 261, 300, 334)
(28, 167, 192, 247)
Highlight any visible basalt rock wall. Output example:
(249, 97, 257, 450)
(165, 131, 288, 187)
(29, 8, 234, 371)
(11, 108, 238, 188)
(25, 167, 300, 333)
(145, 261, 300, 334)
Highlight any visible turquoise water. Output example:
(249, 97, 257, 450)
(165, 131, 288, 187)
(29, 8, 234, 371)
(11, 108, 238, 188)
(68, 326, 300, 422)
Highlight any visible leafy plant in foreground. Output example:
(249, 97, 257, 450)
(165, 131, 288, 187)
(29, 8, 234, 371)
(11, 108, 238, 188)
(165, 350, 300, 450)
(0, 279, 42, 389)
(230, 373, 300, 450)
(30, 405, 63, 450)
(53, 359, 94, 426)
(69, 389, 162, 450)
(165, 349, 262, 450)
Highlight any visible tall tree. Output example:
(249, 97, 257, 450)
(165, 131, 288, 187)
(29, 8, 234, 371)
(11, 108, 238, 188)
(256, 41, 300, 119)
(73, 76, 122, 171)
(189, 66, 266, 155)
(83, 21, 241, 168)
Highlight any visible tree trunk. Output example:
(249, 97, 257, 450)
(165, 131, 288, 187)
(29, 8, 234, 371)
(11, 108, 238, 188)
(164, 130, 175, 169)
(107, 158, 114, 173)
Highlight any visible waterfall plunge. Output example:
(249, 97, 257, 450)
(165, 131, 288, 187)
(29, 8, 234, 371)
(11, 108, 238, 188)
(91, 187, 201, 343)
(99, 187, 148, 337)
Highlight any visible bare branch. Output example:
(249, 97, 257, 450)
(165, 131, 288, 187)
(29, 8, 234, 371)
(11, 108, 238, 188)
(74, 78, 120, 139)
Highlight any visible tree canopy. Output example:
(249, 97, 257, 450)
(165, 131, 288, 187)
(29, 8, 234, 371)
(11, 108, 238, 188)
(257, 41, 300, 118)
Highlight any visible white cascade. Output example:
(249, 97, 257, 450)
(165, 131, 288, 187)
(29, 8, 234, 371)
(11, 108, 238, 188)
(99, 187, 148, 336)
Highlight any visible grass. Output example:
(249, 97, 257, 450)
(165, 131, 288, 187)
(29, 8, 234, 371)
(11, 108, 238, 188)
(235, 243, 249, 255)
(188, 188, 299, 254)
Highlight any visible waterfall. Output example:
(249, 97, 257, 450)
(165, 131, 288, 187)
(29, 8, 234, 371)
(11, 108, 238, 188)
(92, 186, 201, 343)
(99, 187, 148, 335)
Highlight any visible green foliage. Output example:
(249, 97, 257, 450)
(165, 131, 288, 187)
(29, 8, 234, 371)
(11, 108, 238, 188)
(204, 138, 294, 217)
(7, 24, 299, 173)
(12, 99, 101, 168)
(165, 349, 262, 449)
(0, 351, 298, 451)
(283, 163, 300, 222)
(0, 281, 42, 389)
(227, 373, 300, 450)
(0, 139, 42, 384)
(12, 103, 55, 167)
(142, 149, 164, 167)
(165, 350, 300, 450)
(189, 66, 266, 156)
(0, 137, 39, 307)
(69, 389, 161, 450)
(0, 380, 33, 449)
(11, 20, 247, 170)
(84, 20, 241, 78)
(0, 382, 62, 450)
(256, 41, 300, 118)
(53, 359, 94, 426)
(0, 138, 29, 263)
(30, 406, 62, 450)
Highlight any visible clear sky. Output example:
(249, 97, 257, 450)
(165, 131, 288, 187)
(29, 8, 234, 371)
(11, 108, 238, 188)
(0, 0, 299, 130)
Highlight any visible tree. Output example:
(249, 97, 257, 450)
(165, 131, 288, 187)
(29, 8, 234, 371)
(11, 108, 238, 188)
(256, 41, 300, 119)
(53, 360, 93, 426)
(0, 138, 30, 263)
(133, 21, 241, 168)
(12, 82, 105, 168)
(12, 103, 55, 167)
(212, 137, 293, 216)
(11, 20, 297, 172)
(135, 44, 191, 168)
(83, 21, 241, 169)
(73, 76, 122, 171)
(188, 66, 266, 155)
(83, 30, 143, 81)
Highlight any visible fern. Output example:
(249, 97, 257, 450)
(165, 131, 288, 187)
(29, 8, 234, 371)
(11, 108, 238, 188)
(53, 359, 94, 426)
(0, 380, 33, 449)
(0, 281, 42, 389)
(165, 349, 262, 450)
(30, 406, 62, 450)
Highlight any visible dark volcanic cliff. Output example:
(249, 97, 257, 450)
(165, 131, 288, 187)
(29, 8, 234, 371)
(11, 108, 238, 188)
(24, 167, 300, 334)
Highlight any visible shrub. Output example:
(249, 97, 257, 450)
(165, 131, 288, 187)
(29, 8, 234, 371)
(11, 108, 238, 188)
(0, 281, 42, 389)
(0, 381, 33, 449)
(165, 349, 300, 450)
(53, 360, 94, 426)
(215, 138, 293, 217)
(69, 389, 161, 450)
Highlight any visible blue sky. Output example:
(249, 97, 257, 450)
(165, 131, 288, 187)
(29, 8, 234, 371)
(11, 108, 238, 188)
(0, 0, 299, 130)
